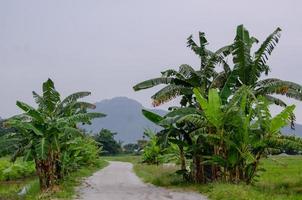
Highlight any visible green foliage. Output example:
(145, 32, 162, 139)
(123, 143, 139, 154)
(94, 128, 122, 155)
(0, 157, 35, 181)
(3, 78, 105, 190)
(134, 24, 302, 186)
(131, 155, 302, 200)
(60, 136, 101, 176)
(142, 130, 163, 165)
(0, 120, 18, 156)
(0, 159, 108, 200)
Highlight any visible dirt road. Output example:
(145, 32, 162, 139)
(76, 161, 207, 200)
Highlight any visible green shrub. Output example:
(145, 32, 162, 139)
(142, 130, 162, 165)
(0, 158, 35, 181)
(60, 136, 101, 177)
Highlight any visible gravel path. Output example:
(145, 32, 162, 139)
(75, 161, 208, 200)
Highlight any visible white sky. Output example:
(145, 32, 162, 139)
(0, 0, 302, 122)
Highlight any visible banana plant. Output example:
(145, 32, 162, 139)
(5, 79, 105, 190)
(142, 108, 200, 172)
(220, 25, 302, 112)
(188, 86, 297, 184)
(133, 32, 232, 107)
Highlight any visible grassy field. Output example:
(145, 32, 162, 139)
(0, 158, 108, 200)
(107, 155, 302, 200)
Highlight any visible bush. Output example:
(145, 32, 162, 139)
(60, 136, 101, 176)
(0, 158, 35, 181)
(142, 130, 162, 165)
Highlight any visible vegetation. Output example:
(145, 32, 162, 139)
(36, 159, 108, 200)
(0, 159, 108, 200)
(0, 120, 17, 156)
(0, 157, 35, 181)
(1, 78, 105, 191)
(109, 155, 302, 200)
(1, 24, 302, 199)
(141, 129, 162, 164)
(123, 143, 139, 154)
(94, 128, 122, 155)
(133, 24, 302, 185)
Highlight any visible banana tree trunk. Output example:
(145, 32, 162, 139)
(35, 151, 58, 190)
(179, 145, 186, 171)
(192, 154, 204, 183)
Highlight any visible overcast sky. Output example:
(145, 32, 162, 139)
(0, 0, 302, 122)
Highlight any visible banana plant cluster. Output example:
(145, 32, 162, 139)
(134, 25, 302, 184)
(4, 79, 105, 190)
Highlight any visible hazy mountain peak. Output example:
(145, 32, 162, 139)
(83, 97, 166, 143)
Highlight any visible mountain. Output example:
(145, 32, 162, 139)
(82, 97, 166, 143)
(281, 124, 302, 137)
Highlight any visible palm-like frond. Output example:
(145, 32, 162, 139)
(207, 44, 233, 68)
(133, 77, 175, 91)
(142, 109, 164, 125)
(177, 114, 205, 127)
(32, 91, 44, 106)
(60, 91, 91, 106)
(227, 85, 255, 109)
(151, 85, 193, 106)
(42, 79, 61, 113)
(72, 102, 96, 110)
(161, 69, 185, 79)
(220, 68, 240, 103)
(187, 32, 208, 60)
(7, 119, 43, 136)
(179, 64, 199, 79)
(269, 105, 295, 134)
(255, 79, 302, 100)
(187, 32, 214, 69)
(279, 88, 302, 101)
(268, 135, 302, 151)
(264, 95, 287, 107)
(254, 27, 281, 74)
(58, 102, 96, 116)
(62, 127, 84, 137)
(16, 101, 44, 123)
(58, 112, 105, 126)
(232, 25, 255, 85)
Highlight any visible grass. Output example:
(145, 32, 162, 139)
(105, 154, 141, 163)
(0, 159, 108, 200)
(108, 155, 302, 200)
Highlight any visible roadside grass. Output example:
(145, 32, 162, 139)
(105, 154, 141, 163)
(0, 159, 108, 200)
(108, 155, 302, 200)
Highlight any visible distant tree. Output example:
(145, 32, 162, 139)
(94, 129, 122, 155)
(123, 143, 139, 154)
(0, 119, 17, 156)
